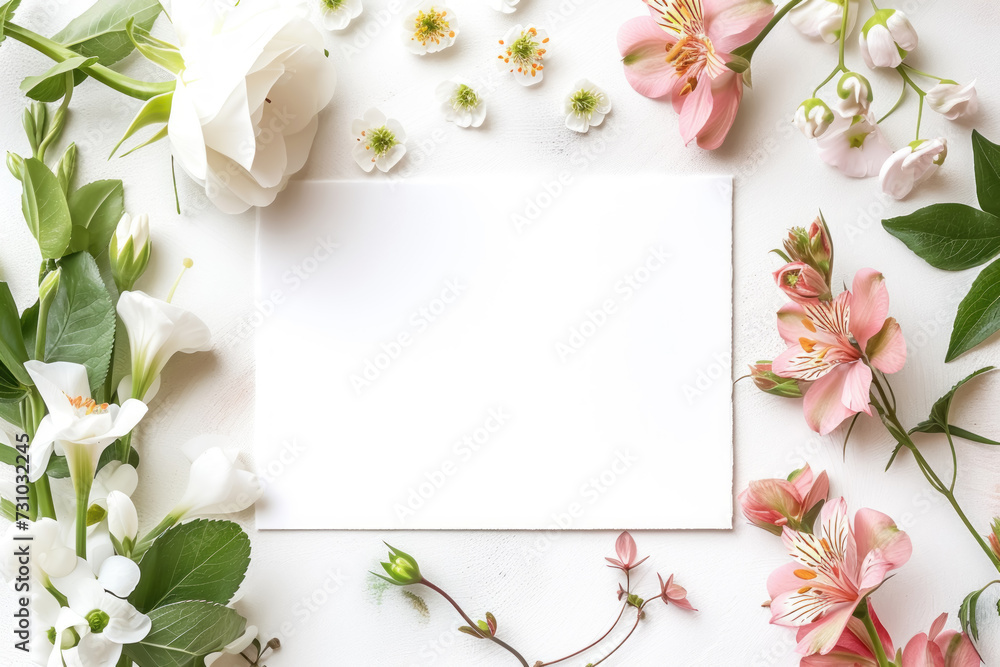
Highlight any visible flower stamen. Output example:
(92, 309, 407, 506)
(411, 8, 454, 46)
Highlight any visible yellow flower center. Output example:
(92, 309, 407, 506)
(498, 27, 548, 78)
(411, 8, 454, 46)
(66, 394, 109, 416)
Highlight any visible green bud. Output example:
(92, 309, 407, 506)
(373, 543, 423, 586)
(21, 107, 38, 156)
(30, 102, 48, 147)
(6, 152, 24, 181)
(38, 268, 62, 309)
(110, 213, 151, 292)
(56, 142, 77, 194)
(748, 362, 806, 399)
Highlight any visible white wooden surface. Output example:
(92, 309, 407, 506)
(2, 0, 1000, 665)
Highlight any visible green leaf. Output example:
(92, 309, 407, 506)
(123, 602, 247, 667)
(20, 158, 72, 260)
(0, 361, 28, 402)
(126, 18, 183, 73)
(959, 581, 1000, 640)
(130, 520, 251, 613)
(20, 56, 95, 103)
(0, 0, 22, 45)
(110, 91, 172, 158)
(44, 252, 115, 391)
(0, 283, 31, 386)
(947, 257, 1000, 361)
(882, 204, 1000, 271)
(909, 367, 998, 442)
(97, 441, 138, 472)
(66, 180, 125, 256)
(973, 130, 1000, 217)
(909, 423, 1000, 445)
(46, 454, 69, 478)
(52, 0, 163, 67)
(0, 443, 22, 466)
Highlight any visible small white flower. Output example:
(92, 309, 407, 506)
(106, 491, 139, 550)
(816, 113, 893, 178)
(117, 290, 212, 402)
(860, 9, 918, 69)
(402, 1, 458, 55)
(169, 436, 263, 521)
(794, 98, 835, 139)
(488, 0, 518, 13)
(50, 557, 151, 667)
(436, 79, 487, 128)
(352, 108, 407, 173)
(879, 138, 947, 200)
(498, 24, 549, 86)
(926, 80, 978, 120)
(836, 72, 872, 117)
(24, 361, 147, 483)
(318, 0, 362, 30)
(789, 0, 859, 44)
(563, 79, 611, 133)
(205, 625, 259, 666)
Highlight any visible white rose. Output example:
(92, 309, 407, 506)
(168, 1, 337, 214)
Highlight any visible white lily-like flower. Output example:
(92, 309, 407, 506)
(498, 24, 549, 86)
(836, 72, 872, 117)
(788, 0, 859, 44)
(402, 1, 458, 55)
(28, 589, 65, 666)
(117, 290, 212, 402)
(106, 491, 139, 552)
(563, 79, 611, 133)
(794, 98, 835, 139)
(860, 8, 918, 69)
(169, 437, 263, 521)
(24, 361, 147, 483)
(205, 625, 259, 666)
(318, 0, 362, 30)
(0, 519, 76, 586)
(879, 137, 947, 200)
(436, 79, 487, 128)
(926, 80, 978, 120)
(50, 557, 151, 667)
(352, 108, 407, 173)
(816, 112, 893, 178)
(109, 213, 151, 292)
(488, 0, 518, 13)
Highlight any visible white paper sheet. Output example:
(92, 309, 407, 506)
(255, 176, 733, 530)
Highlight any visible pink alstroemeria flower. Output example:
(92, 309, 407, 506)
(773, 269, 907, 435)
(617, 0, 775, 149)
(606, 531, 649, 572)
(657, 573, 696, 611)
(799, 603, 894, 666)
(901, 614, 981, 667)
(774, 262, 832, 304)
(768, 498, 912, 656)
(739, 464, 830, 535)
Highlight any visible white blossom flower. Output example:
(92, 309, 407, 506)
(167, 1, 337, 213)
(488, 0, 518, 13)
(318, 0, 362, 30)
(926, 80, 978, 120)
(436, 79, 486, 128)
(109, 213, 150, 292)
(879, 138, 947, 199)
(27, 589, 64, 665)
(169, 436, 263, 521)
(788, 0, 859, 44)
(860, 8, 918, 69)
(205, 625, 259, 666)
(352, 108, 407, 173)
(498, 24, 549, 86)
(816, 113, 893, 178)
(794, 98, 835, 139)
(0, 519, 76, 585)
(24, 361, 147, 483)
(116, 290, 212, 402)
(50, 557, 150, 667)
(836, 72, 872, 117)
(563, 79, 611, 133)
(402, 2, 458, 55)
(106, 491, 139, 551)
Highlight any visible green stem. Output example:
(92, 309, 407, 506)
(812, 1, 850, 96)
(131, 512, 180, 559)
(70, 452, 92, 558)
(3, 23, 174, 101)
(732, 0, 806, 62)
(24, 390, 56, 520)
(901, 64, 952, 83)
(858, 601, 891, 667)
(895, 67, 926, 140)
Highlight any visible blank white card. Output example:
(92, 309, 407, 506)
(255, 176, 733, 530)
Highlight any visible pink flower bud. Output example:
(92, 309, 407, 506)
(748, 362, 806, 399)
(738, 465, 830, 535)
(773, 262, 831, 304)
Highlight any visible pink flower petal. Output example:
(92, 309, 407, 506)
(617, 17, 677, 99)
(795, 604, 859, 655)
(802, 364, 857, 435)
(704, 0, 775, 52)
(694, 71, 743, 150)
(850, 269, 890, 351)
(866, 318, 907, 374)
(678, 73, 715, 146)
(777, 302, 813, 344)
(854, 508, 912, 589)
(936, 629, 981, 667)
(902, 632, 945, 667)
(840, 362, 873, 416)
